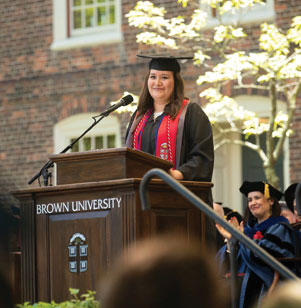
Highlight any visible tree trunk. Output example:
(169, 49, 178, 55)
(264, 164, 280, 189)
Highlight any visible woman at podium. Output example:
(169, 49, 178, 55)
(125, 53, 214, 182)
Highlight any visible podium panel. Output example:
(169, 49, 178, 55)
(48, 211, 111, 300)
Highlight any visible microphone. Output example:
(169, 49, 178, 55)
(118, 94, 134, 106)
(100, 94, 134, 116)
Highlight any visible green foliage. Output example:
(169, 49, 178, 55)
(16, 289, 100, 308)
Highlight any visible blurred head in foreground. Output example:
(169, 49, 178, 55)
(260, 280, 301, 308)
(0, 202, 16, 308)
(100, 235, 228, 308)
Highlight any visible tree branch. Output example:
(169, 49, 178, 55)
(234, 83, 268, 91)
(213, 126, 242, 140)
(274, 82, 301, 160)
(266, 79, 277, 165)
(214, 138, 267, 163)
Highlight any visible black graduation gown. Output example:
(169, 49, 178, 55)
(125, 102, 214, 182)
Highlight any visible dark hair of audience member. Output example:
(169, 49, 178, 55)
(259, 280, 301, 308)
(99, 235, 228, 308)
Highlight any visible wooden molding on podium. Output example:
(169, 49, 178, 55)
(14, 148, 213, 303)
(50, 147, 173, 185)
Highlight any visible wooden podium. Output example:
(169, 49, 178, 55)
(13, 148, 212, 303)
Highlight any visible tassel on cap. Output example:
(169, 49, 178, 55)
(264, 182, 270, 199)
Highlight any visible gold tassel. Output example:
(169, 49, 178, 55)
(264, 182, 270, 199)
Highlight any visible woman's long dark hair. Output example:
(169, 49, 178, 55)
(137, 71, 185, 120)
(243, 197, 282, 226)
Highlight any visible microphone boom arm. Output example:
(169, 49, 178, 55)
(28, 95, 133, 186)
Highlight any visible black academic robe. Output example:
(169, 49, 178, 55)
(125, 102, 214, 182)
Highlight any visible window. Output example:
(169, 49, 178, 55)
(70, 0, 116, 36)
(51, 0, 122, 50)
(70, 134, 117, 152)
(200, 0, 275, 28)
(54, 113, 121, 153)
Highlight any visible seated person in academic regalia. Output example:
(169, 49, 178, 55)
(214, 202, 243, 249)
(216, 181, 300, 308)
(284, 183, 301, 222)
(280, 201, 298, 224)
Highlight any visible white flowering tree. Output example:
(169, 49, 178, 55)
(123, 0, 301, 188)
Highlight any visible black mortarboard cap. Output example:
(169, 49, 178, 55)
(137, 54, 193, 73)
(223, 207, 243, 223)
(284, 183, 298, 212)
(239, 181, 283, 201)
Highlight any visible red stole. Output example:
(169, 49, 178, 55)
(133, 100, 189, 167)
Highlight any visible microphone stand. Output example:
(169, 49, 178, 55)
(28, 107, 118, 186)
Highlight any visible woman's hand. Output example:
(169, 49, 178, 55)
(169, 169, 184, 180)
(215, 223, 232, 240)
(229, 217, 243, 231)
(215, 217, 244, 240)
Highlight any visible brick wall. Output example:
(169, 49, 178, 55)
(275, 2, 301, 182)
(0, 0, 198, 204)
(0, 0, 300, 205)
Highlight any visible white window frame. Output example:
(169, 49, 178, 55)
(200, 0, 275, 28)
(51, 0, 122, 51)
(212, 131, 242, 212)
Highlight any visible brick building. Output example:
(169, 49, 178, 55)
(0, 0, 301, 212)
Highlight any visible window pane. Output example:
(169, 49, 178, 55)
(85, 0, 93, 4)
(73, 0, 82, 7)
(73, 10, 82, 29)
(109, 5, 115, 24)
(97, 7, 107, 26)
(83, 137, 91, 150)
(85, 8, 94, 27)
(95, 136, 104, 149)
(71, 139, 79, 152)
(107, 135, 116, 148)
